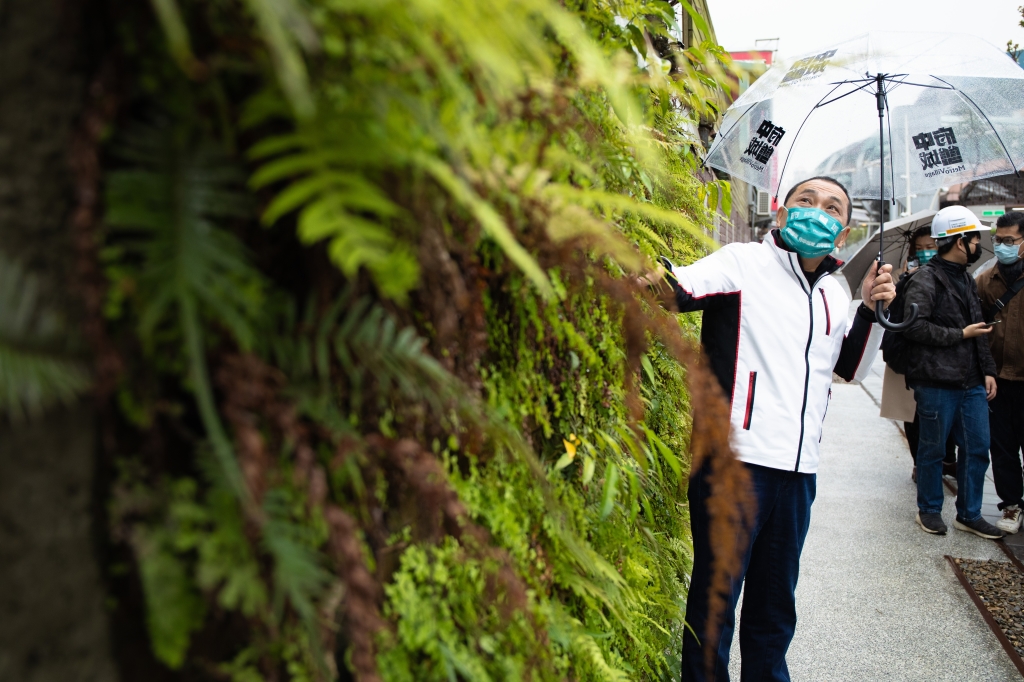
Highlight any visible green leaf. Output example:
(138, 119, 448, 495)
(626, 24, 647, 56)
(136, 530, 206, 669)
(645, 428, 682, 482)
(241, 0, 317, 119)
(106, 123, 259, 500)
(263, 489, 330, 622)
(600, 463, 620, 520)
(582, 455, 596, 485)
(149, 0, 201, 77)
(640, 353, 658, 386)
(0, 253, 90, 420)
(416, 154, 553, 298)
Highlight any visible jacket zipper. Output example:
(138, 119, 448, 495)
(742, 371, 757, 430)
(788, 255, 815, 472)
(819, 288, 831, 335)
(819, 388, 832, 442)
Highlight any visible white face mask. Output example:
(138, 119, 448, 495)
(994, 242, 1023, 265)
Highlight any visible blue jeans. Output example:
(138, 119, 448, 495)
(681, 462, 816, 682)
(912, 384, 991, 521)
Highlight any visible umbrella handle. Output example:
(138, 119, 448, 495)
(876, 299, 918, 331)
(873, 258, 919, 331)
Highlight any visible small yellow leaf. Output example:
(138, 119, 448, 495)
(562, 439, 577, 460)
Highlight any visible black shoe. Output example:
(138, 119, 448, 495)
(917, 512, 947, 535)
(953, 516, 1005, 540)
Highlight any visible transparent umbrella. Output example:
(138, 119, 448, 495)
(705, 32, 1024, 330)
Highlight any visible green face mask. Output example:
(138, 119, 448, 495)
(780, 207, 845, 258)
(916, 249, 937, 265)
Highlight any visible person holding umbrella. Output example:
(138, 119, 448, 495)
(647, 175, 896, 682)
(672, 29, 1024, 681)
(898, 206, 1001, 538)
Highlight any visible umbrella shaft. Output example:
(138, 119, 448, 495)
(877, 74, 886, 265)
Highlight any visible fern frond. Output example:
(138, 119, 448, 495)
(107, 122, 266, 500)
(0, 254, 90, 420)
(134, 527, 207, 669)
(262, 488, 330, 622)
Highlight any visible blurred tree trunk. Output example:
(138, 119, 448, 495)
(0, 0, 118, 679)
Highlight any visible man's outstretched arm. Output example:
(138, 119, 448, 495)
(640, 246, 744, 313)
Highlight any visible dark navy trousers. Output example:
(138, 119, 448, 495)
(681, 462, 816, 682)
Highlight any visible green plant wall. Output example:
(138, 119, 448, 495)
(80, 0, 743, 679)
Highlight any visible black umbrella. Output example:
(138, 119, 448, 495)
(842, 210, 994, 296)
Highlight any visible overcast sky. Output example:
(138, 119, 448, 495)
(711, 0, 1024, 59)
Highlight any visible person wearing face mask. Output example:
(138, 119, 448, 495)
(898, 226, 958, 481)
(977, 211, 1024, 534)
(640, 176, 896, 682)
(900, 205, 1001, 539)
(906, 225, 939, 273)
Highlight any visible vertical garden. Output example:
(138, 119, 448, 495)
(0, 0, 748, 679)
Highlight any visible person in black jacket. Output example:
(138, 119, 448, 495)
(900, 226, 957, 481)
(901, 205, 1002, 538)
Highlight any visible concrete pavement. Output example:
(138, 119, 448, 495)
(726, 355, 1020, 680)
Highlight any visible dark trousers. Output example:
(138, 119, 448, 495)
(681, 462, 815, 682)
(912, 384, 990, 521)
(991, 378, 1024, 510)
(904, 412, 957, 464)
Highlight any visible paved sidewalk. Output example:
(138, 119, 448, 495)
(727, 367, 1019, 679)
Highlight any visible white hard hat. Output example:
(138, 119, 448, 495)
(930, 205, 984, 239)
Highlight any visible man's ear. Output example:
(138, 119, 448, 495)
(835, 226, 852, 249)
(776, 206, 788, 228)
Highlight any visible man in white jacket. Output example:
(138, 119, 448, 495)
(657, 177, 896, 682)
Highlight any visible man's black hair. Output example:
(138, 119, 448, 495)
(910, 225, 931, 249)
(936, 236, 959, 255)
(936, 231, 981, 255)
(996, 210, 1024, 235)
(783, 176, 853, 224)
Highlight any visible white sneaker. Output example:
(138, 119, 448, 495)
(997, 505, 1023, 534)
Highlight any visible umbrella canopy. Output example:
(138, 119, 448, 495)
(707, 31, 1024, 329)
(706, 32, 1024, 200)
(842, 212, 994, 298)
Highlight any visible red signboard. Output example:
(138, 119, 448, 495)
(728, 50, 773, 66)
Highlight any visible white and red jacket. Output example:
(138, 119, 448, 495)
(669, 231, 883, 474)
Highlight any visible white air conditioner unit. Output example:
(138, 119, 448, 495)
(755, 190, 771, 216)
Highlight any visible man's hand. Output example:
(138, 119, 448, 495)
(986, 375, 998, 401)
(963, 322, 994, 339)
(637, 264, 666, 288)
(860, 262, 896, 309)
